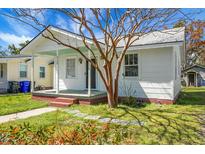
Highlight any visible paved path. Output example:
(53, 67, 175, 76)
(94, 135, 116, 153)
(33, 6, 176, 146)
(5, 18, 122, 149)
(0, 107, 58, 124)
(64, 109, 144, 126)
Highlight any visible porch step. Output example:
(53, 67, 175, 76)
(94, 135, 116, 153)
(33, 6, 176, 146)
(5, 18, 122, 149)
(49, 101, 73, 107)
(55, 97, 79, 104)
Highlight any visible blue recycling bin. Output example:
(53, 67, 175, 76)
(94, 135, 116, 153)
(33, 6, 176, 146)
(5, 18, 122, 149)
(19, 81, 31, 93)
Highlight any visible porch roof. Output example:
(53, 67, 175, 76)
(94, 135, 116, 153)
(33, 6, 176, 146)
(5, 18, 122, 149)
(0, 54, 32, 62)
(183, 64, 205, 73)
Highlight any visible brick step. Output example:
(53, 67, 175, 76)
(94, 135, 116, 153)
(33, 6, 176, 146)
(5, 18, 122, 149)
(32, 96, 57, 102)
(49, 101, 73, 107)
(55, 97, 79, 104)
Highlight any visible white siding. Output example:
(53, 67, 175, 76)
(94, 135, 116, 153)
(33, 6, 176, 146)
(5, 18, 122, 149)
(173, 46, 182, 98)
(56, 54, 88, 90)
(56, 46, 182, 101)
(116, 47, 174, 100)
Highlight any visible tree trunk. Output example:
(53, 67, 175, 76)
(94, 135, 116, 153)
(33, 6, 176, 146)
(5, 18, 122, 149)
(113, 78, 119, 104)
(107, 89, 117, 108)
(105, 63, 118, 108)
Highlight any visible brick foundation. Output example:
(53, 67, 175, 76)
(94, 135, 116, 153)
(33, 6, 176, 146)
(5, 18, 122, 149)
(78, 96, 108, 105)
(32, 95, 108, 105)
(32, 95, 57, 102)
(32, 95, 177, 106)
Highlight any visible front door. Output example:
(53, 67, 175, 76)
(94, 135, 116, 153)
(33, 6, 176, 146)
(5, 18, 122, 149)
(188, 73, 196, 86)
(86, 59, 96, 89)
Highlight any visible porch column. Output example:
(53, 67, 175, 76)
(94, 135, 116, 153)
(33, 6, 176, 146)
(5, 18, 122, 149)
(31, 54, 34, 92)
(88, 50, 91, 96)
(56, 48, 59, 94)
(196, 73, 198, 87)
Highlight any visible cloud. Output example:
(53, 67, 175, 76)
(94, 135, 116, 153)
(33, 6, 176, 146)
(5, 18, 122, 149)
(56, 15, 69, 30)
(55, 12, 102, 38)
(0, 10, 39, 37)
(0, 32, 32, 46)
(70, 21, 81, 33)
(2, 16, 34, 36)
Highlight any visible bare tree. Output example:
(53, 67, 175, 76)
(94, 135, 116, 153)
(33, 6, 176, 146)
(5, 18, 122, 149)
(0, 8, 192, 107)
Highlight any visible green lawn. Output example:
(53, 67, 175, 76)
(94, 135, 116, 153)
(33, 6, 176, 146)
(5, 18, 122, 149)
(177, 87, 205, 105)
(0, 87, 204, 144)
(0, 94, 48, 116)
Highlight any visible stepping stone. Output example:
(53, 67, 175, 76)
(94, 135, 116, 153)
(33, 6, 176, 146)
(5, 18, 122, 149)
(63, 109, 144, 127)
(119, 121, 130, 126)
(129, 120, 144, 126)
(66, 110, 80, 114)
(84, 115, 101, 120)
(110, 119, 129, 126)
(74, 112, 87, 117)
(99, 118, 111, 123)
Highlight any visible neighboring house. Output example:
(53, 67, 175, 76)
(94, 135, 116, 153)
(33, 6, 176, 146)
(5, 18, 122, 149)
(0, 55, 53, 93)
(182, 64, 205, 87)
(21, 26, 185, 104)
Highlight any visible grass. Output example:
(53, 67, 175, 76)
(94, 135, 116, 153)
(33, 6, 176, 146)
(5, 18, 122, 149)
(0, 87, 205, 144)
(0, 93, 48, 116)
(177, 87, 205, 105)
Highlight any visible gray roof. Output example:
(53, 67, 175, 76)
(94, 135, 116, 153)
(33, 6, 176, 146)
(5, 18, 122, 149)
(20, 26, 185, 54)
(183, 64, 205, 73)
(99, 27, 185, 47)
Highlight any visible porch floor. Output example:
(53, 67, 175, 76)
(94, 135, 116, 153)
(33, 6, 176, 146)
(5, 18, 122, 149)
(33, 89, 107, 99)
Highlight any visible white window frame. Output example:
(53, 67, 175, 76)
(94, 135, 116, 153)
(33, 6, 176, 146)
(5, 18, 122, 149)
(39, 66, 46, 78)
(65, 58, 76, 78)
(123, 53, 139, 78)
(19, 63, 27, 78)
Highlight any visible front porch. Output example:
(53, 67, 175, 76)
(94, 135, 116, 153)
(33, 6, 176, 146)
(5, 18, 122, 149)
(32, 89, 107, 106)
(33, 89, 106, 98)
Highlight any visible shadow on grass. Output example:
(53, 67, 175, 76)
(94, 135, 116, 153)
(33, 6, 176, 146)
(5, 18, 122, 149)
(116, 105, 205, 144)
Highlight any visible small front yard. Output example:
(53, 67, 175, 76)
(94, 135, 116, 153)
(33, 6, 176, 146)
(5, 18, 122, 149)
(0, 94, 48, 116)
(0, 87, 204, 144)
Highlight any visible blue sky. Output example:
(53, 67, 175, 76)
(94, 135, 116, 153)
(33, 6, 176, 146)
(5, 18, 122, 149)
(0, 8, 205, 49)
(0, 9, 81, 49)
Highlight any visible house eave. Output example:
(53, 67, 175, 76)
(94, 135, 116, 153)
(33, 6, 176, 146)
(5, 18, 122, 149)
(116, 41, 183, 51)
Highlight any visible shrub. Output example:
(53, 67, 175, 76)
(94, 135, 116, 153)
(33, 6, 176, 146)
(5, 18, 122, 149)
(0, 122, 55, 145)
(0, 121, 137, 145)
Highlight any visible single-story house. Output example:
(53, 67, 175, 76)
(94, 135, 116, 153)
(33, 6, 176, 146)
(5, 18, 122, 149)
(182, 64, 205, 87)
(20, 26, 185, 104)
(0, 55, 53, 93)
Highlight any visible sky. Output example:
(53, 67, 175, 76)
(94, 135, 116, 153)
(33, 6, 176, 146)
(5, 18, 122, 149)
(0, 8, 83, 49)
(0, 8, 205, 50)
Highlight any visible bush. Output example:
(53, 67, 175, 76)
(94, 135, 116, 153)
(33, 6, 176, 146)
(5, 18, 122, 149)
(0, 122, 55, 144)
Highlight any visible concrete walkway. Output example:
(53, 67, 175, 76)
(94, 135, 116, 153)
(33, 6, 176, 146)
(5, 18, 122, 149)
(0, 107, 58, 124)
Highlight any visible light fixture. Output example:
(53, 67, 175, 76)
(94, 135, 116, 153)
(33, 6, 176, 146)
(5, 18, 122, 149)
(79, 58, 83, 64)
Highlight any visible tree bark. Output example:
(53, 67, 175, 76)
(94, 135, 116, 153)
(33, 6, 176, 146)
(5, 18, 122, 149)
(107, 89, 117, 108)
(104, 63, 119, 108)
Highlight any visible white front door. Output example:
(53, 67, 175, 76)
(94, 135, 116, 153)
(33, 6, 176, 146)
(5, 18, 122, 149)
(0, 63, 7, 92)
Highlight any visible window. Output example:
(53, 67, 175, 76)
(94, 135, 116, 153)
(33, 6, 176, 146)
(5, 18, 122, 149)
(124, 54, 138, 77)
(20, 64, 27, 78)
(66, 59, 76, 78)
(0, 64, 3, 78)
(39, 67, 45, 78)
